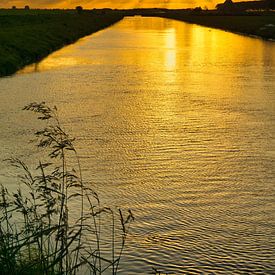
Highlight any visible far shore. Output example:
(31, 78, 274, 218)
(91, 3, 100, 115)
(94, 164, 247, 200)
(151, 11, 275, 40)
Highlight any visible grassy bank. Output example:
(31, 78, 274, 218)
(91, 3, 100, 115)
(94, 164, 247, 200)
(0, 10, 124, 77)
(156, 12, 275, 40)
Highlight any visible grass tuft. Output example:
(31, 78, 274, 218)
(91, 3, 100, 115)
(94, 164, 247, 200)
(0, 102, 134, 275)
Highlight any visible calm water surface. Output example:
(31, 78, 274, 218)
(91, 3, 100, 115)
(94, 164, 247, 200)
(1, 17, 275, 274)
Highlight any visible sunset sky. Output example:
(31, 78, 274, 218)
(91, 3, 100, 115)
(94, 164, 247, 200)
(1, 0, 231, 10)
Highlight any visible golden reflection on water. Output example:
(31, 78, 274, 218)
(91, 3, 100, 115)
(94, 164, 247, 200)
(164, 28, 176, 70)
(20, 15, 274, 112)
(5, 17, 275, 274)
(20, 16, 275, 91)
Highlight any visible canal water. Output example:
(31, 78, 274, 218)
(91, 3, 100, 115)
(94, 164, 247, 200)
(0, 17, 275, 273)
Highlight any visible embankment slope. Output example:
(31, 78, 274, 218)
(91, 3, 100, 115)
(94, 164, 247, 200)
(0, 11, 123, 76)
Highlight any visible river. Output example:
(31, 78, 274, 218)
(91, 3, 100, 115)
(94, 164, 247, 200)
(0, 16, 275, 274)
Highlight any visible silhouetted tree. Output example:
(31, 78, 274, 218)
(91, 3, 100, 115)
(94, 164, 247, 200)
(12, 6, 16, 9)
(24, 5, 30, 10)
(76, 6, 83, 14)
(216, 0, 238, 12)
(193, 6, 202, 11)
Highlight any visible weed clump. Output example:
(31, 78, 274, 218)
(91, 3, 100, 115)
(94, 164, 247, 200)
(0, 102, 134, 275)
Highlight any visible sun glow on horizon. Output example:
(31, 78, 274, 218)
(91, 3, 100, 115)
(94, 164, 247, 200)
(2, 0, 220, 10)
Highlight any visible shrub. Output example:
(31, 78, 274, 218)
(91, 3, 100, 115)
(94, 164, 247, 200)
(76, 6, 83, 14)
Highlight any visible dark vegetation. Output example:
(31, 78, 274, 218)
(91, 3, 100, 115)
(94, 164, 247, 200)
(0, 10, 123, 77)
(0, 102, 134, 274)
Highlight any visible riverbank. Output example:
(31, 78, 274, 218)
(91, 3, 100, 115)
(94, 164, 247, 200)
(0, 10, 123, 77)
(155, 12, 275, 40)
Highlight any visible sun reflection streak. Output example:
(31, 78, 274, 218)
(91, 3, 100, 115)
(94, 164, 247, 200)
(164, 28, 176, 70)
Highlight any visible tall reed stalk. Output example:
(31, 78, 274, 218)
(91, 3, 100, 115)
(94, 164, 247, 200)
(0, 102, 134, 275)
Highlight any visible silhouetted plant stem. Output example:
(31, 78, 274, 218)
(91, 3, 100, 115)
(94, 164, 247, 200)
(0, 102, 134, 275)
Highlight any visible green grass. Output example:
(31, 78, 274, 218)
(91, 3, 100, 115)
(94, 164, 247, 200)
(157, 12, 275, 40)
(0, 10, 124, 76)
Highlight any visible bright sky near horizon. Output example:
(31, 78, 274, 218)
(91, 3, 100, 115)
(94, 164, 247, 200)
(1, 0, 225, 10)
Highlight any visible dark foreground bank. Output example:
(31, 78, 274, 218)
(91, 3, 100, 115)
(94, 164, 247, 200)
(155, 12, 275, 40)
(0, 10, 123, 77)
